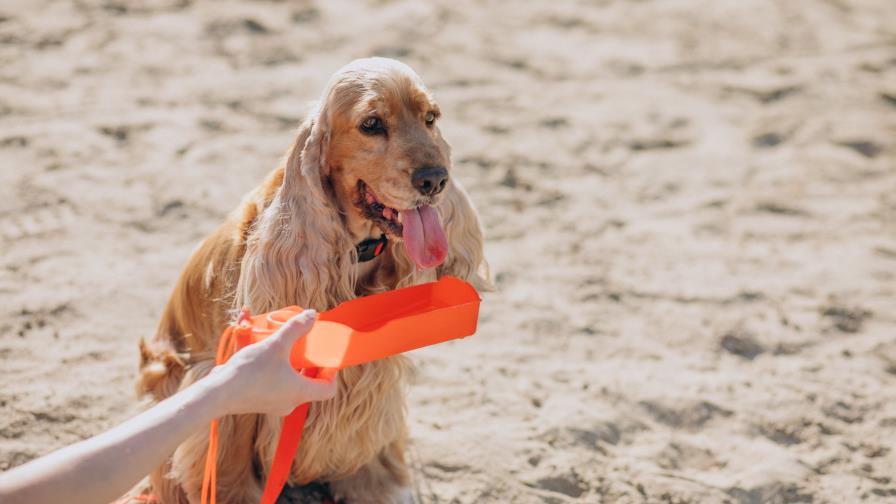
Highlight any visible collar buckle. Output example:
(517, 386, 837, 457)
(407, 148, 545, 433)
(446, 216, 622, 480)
(356, 235, 387, 263)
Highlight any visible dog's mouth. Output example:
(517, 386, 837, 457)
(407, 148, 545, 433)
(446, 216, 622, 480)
(355, 180, 448, 269)
(357, 180, 404, 236)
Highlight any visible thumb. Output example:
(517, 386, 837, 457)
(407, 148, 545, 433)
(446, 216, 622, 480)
(273, 309, 317, 350)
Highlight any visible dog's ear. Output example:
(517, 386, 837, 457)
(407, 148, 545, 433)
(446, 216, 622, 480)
(436, 180, 493, 292)
(236, 101, 355, 313)
(283, 106, 331, 201)
(300, 112, 330, 178)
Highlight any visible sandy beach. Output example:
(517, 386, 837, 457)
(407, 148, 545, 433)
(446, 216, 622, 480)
(2, 0, 896, 502)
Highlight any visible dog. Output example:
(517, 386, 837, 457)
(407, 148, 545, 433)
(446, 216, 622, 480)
(135, 57, 490, 504)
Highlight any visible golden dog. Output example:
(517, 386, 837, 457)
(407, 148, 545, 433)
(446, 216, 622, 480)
(136, 57, 489, 503)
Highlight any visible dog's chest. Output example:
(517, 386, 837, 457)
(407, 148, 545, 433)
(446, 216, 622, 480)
(354, 255, 380, 280)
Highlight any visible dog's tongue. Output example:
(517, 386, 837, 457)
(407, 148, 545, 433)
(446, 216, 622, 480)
(400, 205, 448, 269)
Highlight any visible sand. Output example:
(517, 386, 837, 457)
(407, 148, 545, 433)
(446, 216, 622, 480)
(2, 0, 896, 502)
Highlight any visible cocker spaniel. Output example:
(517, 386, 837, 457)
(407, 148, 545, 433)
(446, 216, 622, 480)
(135, 57, 489, 504)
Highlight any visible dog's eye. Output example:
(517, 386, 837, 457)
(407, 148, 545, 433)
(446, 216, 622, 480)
(424, 111, 436, 126)
(360, 117, 386, 135)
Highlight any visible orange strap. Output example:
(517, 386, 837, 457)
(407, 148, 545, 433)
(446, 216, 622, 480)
(201, 311, 315, 504)
(200, 324, 239, 504)
(259, 367, 319, 504)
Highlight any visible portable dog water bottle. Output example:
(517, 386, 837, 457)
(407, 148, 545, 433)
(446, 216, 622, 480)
(236, 275, 480, 368)
(201, 276, 481, 504)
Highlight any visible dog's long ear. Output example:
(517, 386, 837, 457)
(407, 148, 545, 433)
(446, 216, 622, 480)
(282, 106, 331, 201)
(235, 106, 355, 313)
(436, 179, 493, 292)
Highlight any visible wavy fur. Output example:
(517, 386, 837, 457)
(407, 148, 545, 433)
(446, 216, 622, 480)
(135, 58, 489, 504)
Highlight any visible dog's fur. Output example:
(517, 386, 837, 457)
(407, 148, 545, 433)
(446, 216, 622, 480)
(136, 58, 489, 503)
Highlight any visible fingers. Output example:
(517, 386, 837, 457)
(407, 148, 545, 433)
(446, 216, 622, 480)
(273, 309, 317, 349)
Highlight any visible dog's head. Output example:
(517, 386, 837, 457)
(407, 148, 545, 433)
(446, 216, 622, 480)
(239, 58, 489, 312)
(296, 57, 451, 270)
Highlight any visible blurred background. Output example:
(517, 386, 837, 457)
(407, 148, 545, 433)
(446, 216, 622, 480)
(1, 0, 895, 502)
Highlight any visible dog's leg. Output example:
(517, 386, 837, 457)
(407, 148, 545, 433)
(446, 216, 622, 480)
(329, 438, 414, 504)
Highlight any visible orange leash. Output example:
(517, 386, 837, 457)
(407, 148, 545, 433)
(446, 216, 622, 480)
(200, 320, 240, 504)
(201, 310, 318, 504)
(259, 367, 319, 504)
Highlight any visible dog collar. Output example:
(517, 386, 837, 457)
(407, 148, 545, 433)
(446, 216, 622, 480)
(356, 234, 387, 263)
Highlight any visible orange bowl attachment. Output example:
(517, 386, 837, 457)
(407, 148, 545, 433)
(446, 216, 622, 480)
(236, 275, 481, 369)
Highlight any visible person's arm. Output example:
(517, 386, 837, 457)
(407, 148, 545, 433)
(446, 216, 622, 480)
(0, 309, 336, 504)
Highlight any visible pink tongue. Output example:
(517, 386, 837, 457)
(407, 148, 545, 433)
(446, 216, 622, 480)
(400, 205, 448, 269)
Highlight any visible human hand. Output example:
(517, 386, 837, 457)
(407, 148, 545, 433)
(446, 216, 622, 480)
(208, 309, 338, 416)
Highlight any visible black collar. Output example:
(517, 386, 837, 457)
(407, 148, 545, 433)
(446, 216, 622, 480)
(355, 234, 388, 263)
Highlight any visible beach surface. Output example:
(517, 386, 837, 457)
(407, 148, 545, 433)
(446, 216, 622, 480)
(1, 0, 895, 502)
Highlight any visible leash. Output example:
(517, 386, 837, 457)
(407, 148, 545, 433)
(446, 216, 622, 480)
(201, 308, 319, 504)
(259, 367, 319, 504)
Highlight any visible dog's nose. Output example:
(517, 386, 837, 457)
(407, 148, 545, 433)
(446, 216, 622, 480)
(412, 166, 448, 196)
